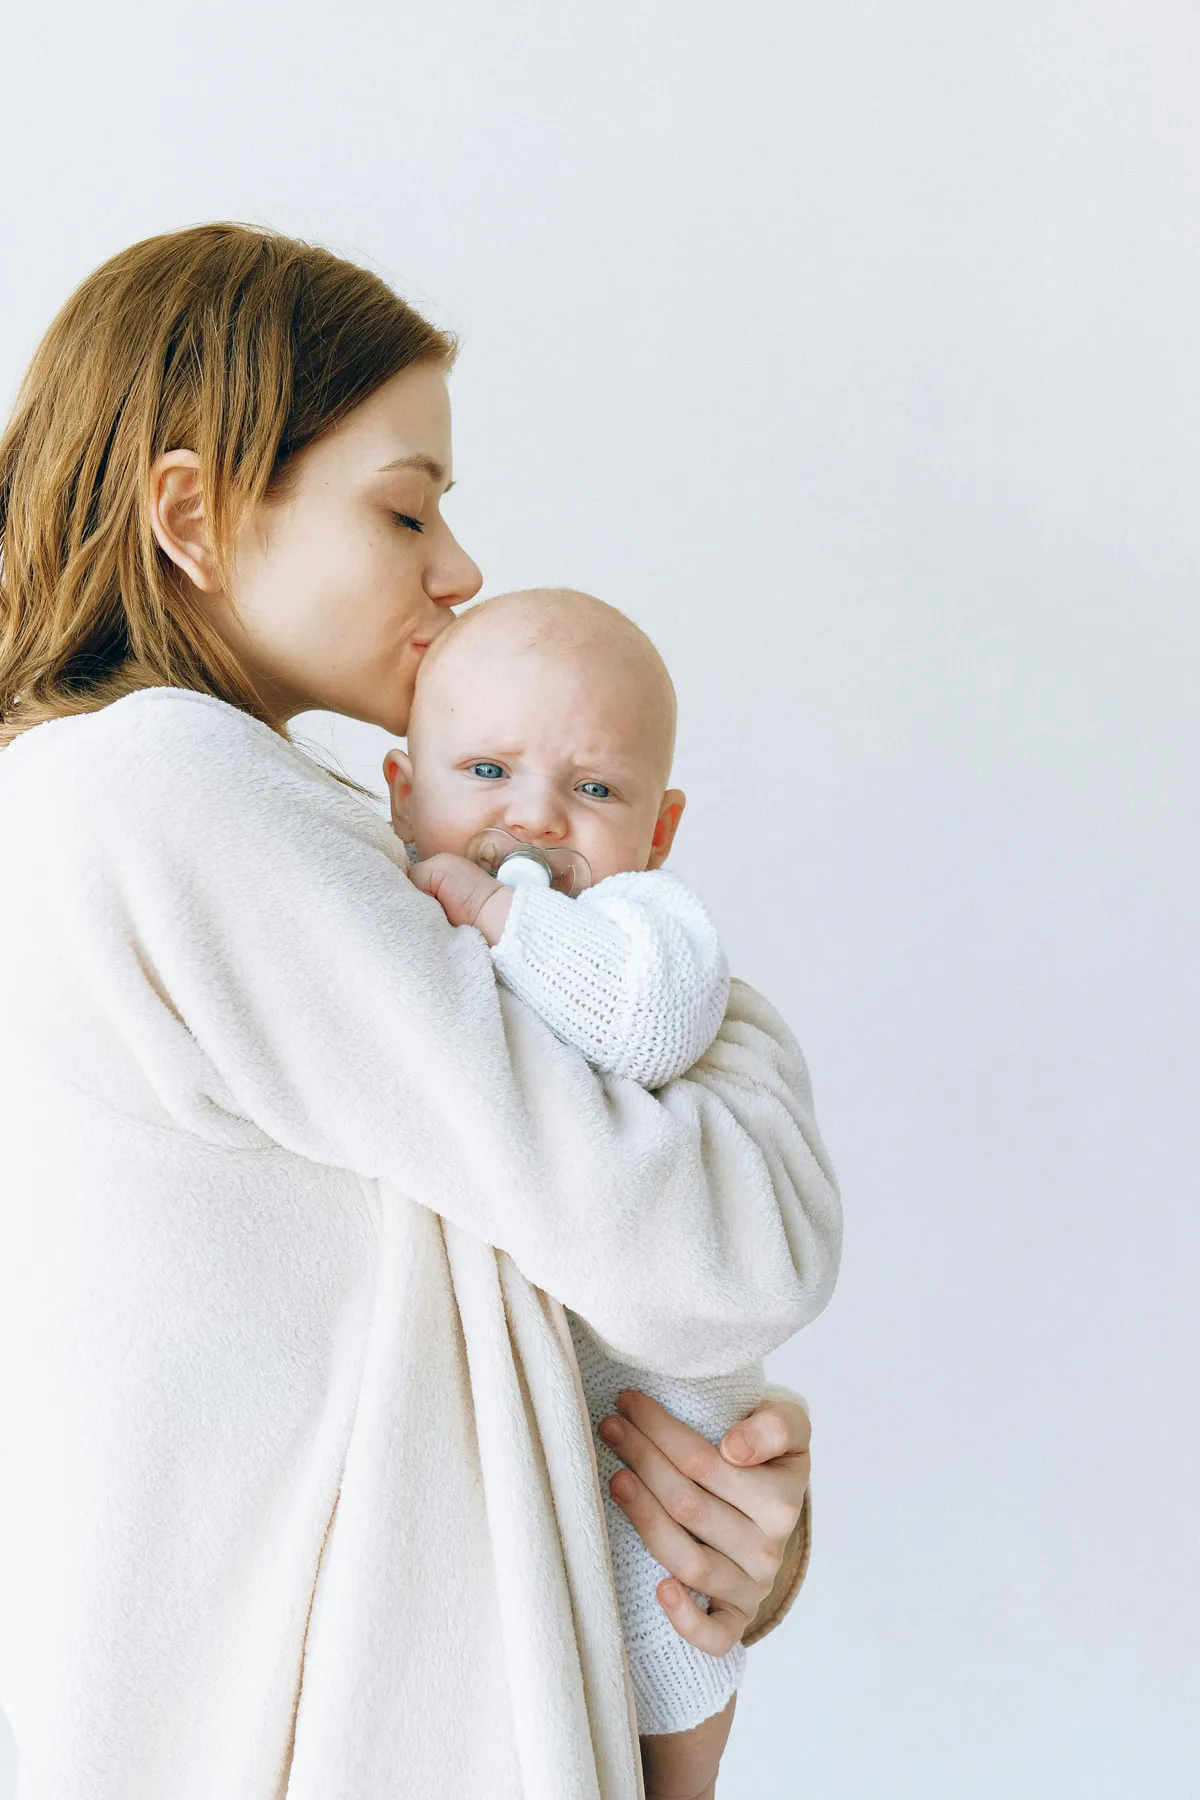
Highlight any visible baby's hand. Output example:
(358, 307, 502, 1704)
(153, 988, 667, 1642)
(409, 852, 514, 947)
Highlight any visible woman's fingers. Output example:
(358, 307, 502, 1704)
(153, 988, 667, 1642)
(600, 1412, 779, 1586)
(612, 1391, 756, 1513)
(608, 1468, 763, 1624)
(654, 1579, 748, 1659)
(614, 1390, 806, 1545)
(604, 1391, 815, 1654)
(720, 1397, 810, 1468)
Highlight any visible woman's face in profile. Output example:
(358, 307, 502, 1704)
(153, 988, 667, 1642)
(222, 361, 482, 732)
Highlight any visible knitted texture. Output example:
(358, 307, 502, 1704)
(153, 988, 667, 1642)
(490, 871, 730, 1089)
(569, 1315, 764, 1735)
(492, 867, 764, 1732)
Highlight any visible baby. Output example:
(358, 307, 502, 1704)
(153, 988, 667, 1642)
(383, 587, 768, 1741)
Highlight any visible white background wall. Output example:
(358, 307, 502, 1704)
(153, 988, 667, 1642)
(2, 3, 1197, 1794)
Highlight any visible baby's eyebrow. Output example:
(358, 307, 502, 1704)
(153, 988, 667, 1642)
(377, 453, 454, 491)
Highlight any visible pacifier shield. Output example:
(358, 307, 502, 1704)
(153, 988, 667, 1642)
(465, 827, 592, 897)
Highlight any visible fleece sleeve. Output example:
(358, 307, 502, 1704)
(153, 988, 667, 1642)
(54, 693, 841, 1378)
(489, 871, 730, 1088)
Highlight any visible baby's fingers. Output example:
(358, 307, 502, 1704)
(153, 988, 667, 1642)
(407, 853, 505, 933)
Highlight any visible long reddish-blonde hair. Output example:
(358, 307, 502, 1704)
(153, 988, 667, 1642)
(0, 223, 455, 747)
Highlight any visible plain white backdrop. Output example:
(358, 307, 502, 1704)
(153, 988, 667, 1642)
(2, 3, 1197, 1794)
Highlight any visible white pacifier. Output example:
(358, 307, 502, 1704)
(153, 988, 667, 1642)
(465, 826, 592, 897)
(496, 850, 553, 891)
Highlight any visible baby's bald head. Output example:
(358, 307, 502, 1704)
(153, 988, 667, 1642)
(411, 588, 677, 782)
(397, 588, 686, 880)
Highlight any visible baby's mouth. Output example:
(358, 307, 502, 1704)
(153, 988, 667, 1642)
(465, 827, 593, 897)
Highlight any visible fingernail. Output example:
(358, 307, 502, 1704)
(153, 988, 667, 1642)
(599, 1417, 624, 1446)
(660, 1581, 684, 1608)
(611, 1471, 636, 1503)
(724, 1428, 753, 1464)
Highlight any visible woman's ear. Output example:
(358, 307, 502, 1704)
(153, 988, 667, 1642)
(382, 748, 415, 841)
(148, 450, 220, 592)
(647, 789, 686, 869)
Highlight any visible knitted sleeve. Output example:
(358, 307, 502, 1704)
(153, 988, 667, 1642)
(489, 871, 730, 1088)
(569, 1313, 764, 1735)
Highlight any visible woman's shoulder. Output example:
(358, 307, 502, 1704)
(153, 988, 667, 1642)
(6, 688, 348, 806)
(2, 687, 395, 862)
(7, 688, 303, 779)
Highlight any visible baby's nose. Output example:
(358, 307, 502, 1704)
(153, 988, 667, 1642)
(503, 782, 568, 842)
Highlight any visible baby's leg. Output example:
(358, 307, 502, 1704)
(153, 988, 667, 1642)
(568, 1311, 765, 1736)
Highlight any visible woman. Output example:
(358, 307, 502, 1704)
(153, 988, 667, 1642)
(0, 225, 840, 1800)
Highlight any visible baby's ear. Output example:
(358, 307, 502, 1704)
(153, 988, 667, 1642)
(382, 747, 415, 841)
(647, 789, 686, 869)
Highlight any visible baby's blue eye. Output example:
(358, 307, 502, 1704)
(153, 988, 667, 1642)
(471, 762, 505, 780)
(579, 781, 611, 799)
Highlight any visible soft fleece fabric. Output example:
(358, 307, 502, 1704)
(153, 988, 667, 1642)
(0, 689, 842, 1800)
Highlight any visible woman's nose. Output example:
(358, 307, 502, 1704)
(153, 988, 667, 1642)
(426, 528, 482, 610)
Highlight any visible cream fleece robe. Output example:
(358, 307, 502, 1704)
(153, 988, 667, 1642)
(0, 689, 842, 1800)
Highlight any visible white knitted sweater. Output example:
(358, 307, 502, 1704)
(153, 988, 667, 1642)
(490, 878, 763, 1734)
(490, 873, 731, 1093)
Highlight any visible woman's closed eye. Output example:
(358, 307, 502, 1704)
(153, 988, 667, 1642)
(392, 512, 425, 534)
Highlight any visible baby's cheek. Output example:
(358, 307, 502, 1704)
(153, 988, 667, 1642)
(413, 826, 471, 862)
(410, 797, 487, 864)
(580, 825, 654, 882)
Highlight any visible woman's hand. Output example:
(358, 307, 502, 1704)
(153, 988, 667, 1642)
(599, 1392, 811, 1655)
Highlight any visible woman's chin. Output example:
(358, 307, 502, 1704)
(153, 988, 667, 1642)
(371, 702, 412, 736)
(316, 690, 411, 736)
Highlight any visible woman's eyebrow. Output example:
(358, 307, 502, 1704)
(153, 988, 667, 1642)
(377, 453, 454, 491)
